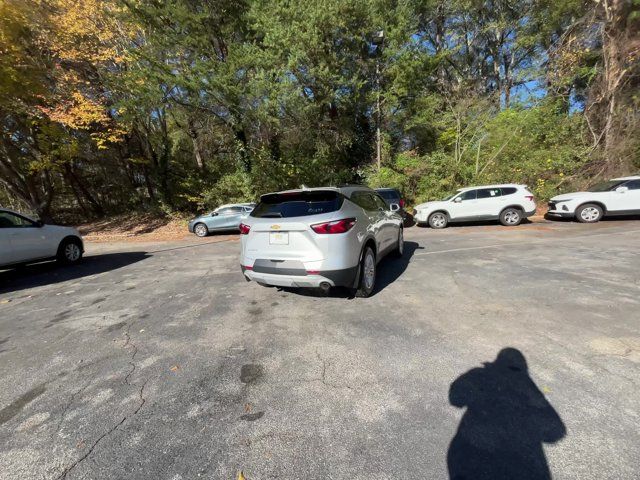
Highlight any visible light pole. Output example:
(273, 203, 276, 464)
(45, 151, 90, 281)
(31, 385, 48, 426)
(372, 30, 384, 170)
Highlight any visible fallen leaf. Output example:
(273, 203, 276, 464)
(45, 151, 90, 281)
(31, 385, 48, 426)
(139, 329, 145, 333)
(0, 299, 11, 304)
(170, 365, 180, 372)
(244, 403, 252, 412)
(542, 386, 551, 393)
(237, 471, 246, 480)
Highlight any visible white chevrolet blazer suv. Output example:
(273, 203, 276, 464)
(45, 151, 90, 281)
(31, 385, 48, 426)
(547, 175, 640, 223)
(239, 186, 404, 297)
(0, 209, 84, 268)
(414, 184, 536, 228)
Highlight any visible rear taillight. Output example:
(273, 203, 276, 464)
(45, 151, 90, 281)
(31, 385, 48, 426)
(399, 199, 405, 208)
(311, 218, 356, 234)
(239, 223, 251, 235)
(525, 195, 535, 201)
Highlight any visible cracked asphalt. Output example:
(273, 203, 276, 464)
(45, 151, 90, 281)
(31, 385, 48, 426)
(1, 218, 639, 479)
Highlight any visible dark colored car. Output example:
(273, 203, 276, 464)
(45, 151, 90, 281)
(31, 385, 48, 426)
(375, 188, 406, 218)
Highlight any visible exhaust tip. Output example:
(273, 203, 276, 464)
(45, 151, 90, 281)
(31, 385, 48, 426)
(319, 282, 331, 292)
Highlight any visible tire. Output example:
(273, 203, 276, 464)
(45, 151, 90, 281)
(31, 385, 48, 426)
(576, 203, 603, 223)
(499, 207, 522, 226)
(392, 228, 404, 258)
(57, 237, 83, 265)
(355, 246, 376, 298)
(428, 212, 448, 229)
(194, 223, 209, 237)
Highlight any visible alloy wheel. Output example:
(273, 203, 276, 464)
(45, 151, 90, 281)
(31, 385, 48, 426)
(580, 207, 601, 222)
(431, 213, 447, 228)
(503, 210, 520, 225)
(195, 224, 208, 237)
(363, 251, 375, 291)
(65, 243, 81, 262)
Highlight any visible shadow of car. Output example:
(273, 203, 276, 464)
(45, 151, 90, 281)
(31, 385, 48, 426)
(0, 252, 150, 294)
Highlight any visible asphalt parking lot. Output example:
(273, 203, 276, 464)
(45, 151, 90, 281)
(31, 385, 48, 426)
(1, 218, 639, 480)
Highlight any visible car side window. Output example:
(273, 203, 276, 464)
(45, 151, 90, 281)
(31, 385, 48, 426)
(0, 212, 35, 228)
(350, 192, 378, 212)
(372, 194, 388, 211)
(622, 180, 640, 190)
(217, 208, 232, 215)
(501, 187, 517, 196)
(477, 188, 502, 199)
(457, 190, 477, 201)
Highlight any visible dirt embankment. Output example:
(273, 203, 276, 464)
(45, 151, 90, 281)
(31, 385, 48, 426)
(76, 213, 230, 243)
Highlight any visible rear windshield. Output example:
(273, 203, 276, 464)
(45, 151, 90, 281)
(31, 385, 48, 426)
(376, 190, 400, 200)
(251, 191, 344, 218)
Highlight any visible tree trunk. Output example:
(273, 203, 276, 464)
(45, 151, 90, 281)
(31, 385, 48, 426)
(63, 163, 105, 216)
(187, 118, 206, 171)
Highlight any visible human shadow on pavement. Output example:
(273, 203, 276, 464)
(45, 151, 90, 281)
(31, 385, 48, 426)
(447, 348, 566, 480)
(0, 252, 149, 294)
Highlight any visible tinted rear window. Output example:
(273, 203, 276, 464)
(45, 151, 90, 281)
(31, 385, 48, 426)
(501, 187, 517, 195)
(477, 188, 502, 199)
(251, 191, 343, 218)
(376, 190, 400, 200)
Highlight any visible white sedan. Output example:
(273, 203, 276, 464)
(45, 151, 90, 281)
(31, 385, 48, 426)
(0, 209, 84, 268)
(547, 175, 640, 223)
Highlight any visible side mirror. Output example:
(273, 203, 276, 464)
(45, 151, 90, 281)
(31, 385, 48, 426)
(390, 203, 400, 212)
(210, 212, 218, 216)
(616, 186, 629, 193)
(453, 197, 462, 203)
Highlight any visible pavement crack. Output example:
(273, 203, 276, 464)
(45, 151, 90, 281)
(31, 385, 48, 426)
(54, 381, 91, 438)
(55, 378, 149, 480)
(55, 323, 149, 479)
(315, 349, 353, 391)
(121, 322, 140, 386)
(123, 346, 138, 386)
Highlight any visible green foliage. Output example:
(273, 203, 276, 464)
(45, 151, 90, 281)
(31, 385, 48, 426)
(1, 0, 634, 221)
(201, 171, 255, 210)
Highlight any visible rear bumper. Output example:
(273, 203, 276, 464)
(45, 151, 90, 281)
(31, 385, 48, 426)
(241, 265, 358, 288)
(523, 208, 536, 218)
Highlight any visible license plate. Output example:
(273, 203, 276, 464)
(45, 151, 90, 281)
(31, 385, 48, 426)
(269, 232, 289, 245)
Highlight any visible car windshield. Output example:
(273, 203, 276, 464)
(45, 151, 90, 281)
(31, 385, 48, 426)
(588, 180, 623, 192)
(251, 191, 343, 218)
(442, 192, 459, 201)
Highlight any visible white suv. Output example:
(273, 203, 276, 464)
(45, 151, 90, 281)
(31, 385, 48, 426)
(547, 175, 640, 223)
(414, 184, 536, 229)
(239, 186, 403, 297)
(0, 209, 84, 268)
